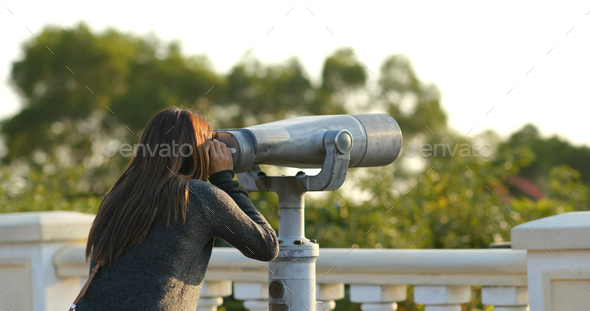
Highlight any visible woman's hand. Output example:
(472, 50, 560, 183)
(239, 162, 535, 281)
(208, 139, 234, 175)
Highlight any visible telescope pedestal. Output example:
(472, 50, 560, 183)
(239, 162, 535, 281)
(238, 130, 351, 311)
(270, 185, 320, 311)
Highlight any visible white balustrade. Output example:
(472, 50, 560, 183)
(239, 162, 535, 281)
(4, 211, 590, 310)
(481, 286, 528, 311)
(0, 211, 94, 311)
(316, 283, 344, 311)
(414, 285, 470, 311)
(196, 298, 223, 311)
(350, 285, 406, 311)
(234, 282, 269, 311)
(511, 211, 590, 311)
(196, 281, 232, 311)
(243, 300, 268, 311)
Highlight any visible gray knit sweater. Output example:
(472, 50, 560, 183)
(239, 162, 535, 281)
(75, 170, 279, 310)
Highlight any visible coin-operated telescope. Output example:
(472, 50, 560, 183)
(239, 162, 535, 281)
(214, 114, 402, 311)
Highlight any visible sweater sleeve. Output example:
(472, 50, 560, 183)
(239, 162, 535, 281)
(196, 170, 279, 261)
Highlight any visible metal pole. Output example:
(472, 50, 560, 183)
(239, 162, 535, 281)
(276, 191, 304, 240)
(267, 187, 319, 311)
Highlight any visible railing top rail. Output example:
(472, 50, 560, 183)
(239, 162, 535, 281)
(206, 248, 526, 274)
(55, 245, 527, 286)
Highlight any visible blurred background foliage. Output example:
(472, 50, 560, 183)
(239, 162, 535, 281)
(1, 22, 589, 311)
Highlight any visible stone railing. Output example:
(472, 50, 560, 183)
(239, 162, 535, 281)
(2, 211, 590, 310)
(54, 245, 528, 311)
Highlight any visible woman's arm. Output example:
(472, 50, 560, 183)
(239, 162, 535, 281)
(197, 170, 279, 261)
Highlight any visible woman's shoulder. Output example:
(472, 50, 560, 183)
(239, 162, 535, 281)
(188, 178, 215, 194)
(188, 178, 211, 190)
(186, 179, 233, 219)
(187, 179, 228, 202)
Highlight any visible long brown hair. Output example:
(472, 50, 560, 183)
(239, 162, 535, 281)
(86, 107, 212, 266)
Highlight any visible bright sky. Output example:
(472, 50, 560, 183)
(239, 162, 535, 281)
(1, 0, 589, 146)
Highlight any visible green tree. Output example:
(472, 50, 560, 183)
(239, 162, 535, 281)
(504, 123, 590, 197)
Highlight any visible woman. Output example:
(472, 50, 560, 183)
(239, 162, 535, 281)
(73, 107, 279, 310)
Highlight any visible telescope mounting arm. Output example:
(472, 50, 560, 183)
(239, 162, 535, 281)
(237, 130, 352, 194)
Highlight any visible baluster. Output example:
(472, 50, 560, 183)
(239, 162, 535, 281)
(197, 281, 232, 311)
(350, 285, 406, 311)
(317, 283, 344, 311)
(413, 285, 471, 311)
(234, 282, 269, 311)
(481, 286, 529, 311)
